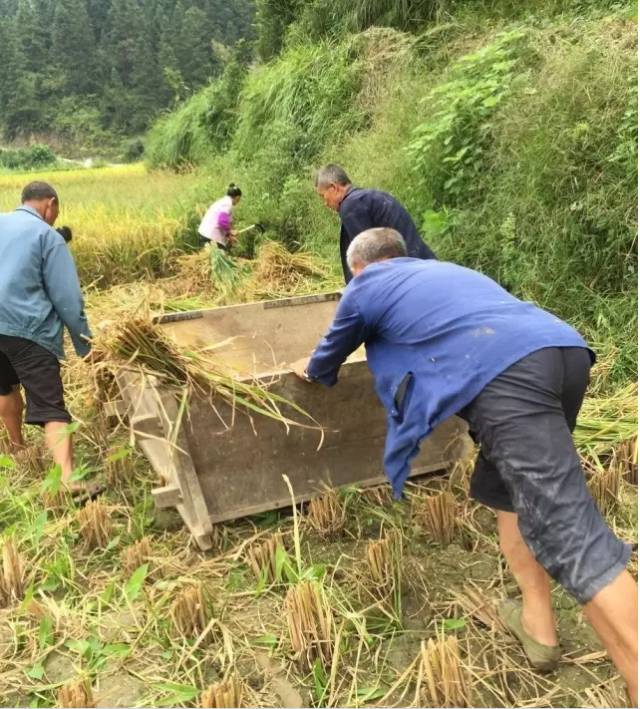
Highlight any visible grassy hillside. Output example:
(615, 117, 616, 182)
(146, 2, 637, 385)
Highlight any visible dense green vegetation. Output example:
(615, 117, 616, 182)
(0, 0, 254, 156)
(147, 0, 637, 384)
(0, 143, 57, 170)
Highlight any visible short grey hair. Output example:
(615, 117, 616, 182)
(346, 228, 407, 271)
(22, 181, 58, 203)
(314, 163, 351, 189)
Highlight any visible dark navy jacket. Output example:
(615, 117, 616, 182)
(338, 187, 435, 283)
(306, 258, 591, 498)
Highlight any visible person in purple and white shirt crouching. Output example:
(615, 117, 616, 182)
(198, 183, 242, 250)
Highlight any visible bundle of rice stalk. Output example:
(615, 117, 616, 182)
(246, 532, 284, 583)
(613, 436, 638, 484)
(413, 490, 458, 545)
(585, 455, 621, 514)
(361, 484, 392, 506)
(121, 537, 152, 577)
(13, 443, 46, 478)
(284, 580, 334, 669)
(98, 317, 321, 436)
(419, 634, 469, 707)
(170, 584, 211, 638)
(210, 245, 248, 297)
(306, 489, 345, 538)
(104, 444, 131, 485)
(574, 383, 638, 455)
(246, 241, 331, 299)
(0, 538, 25, 607)
(176, 249, 217, 292)
(57, 679, 95, 708)
(200, 676, 243, 708)
(366, 529, 403, 601)
(77, 499, 112, 550)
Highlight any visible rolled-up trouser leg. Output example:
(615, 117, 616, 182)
(461, 347, 631, 604)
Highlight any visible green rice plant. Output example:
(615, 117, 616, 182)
(209, 245, 248, 299)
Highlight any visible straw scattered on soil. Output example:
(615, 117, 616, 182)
(0, 241, 634, 708)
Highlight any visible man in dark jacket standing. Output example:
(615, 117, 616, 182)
(314, 163, 436, 283)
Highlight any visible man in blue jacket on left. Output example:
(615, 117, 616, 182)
(0, 181, 92, 491)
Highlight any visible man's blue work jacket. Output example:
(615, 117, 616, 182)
(0, 206, 91, 358)
(306, 258, 592, 498)
(338, 187, 435, 283)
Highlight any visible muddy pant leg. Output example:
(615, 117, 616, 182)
(463, 347, 630, 603)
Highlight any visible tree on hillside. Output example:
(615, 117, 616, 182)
(86, 0, 111, 41)
(176, 6, 219, 88)
(15, 0, 50, 74)
(103, 0, 163, 130)
(51, 0, 99, 95)
(254, 0, 301, 61)
(0, 19, 24, 137)
(0, 0, 256, 146)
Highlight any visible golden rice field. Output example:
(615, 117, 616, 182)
(0, 166, 636, 708)
(0, 165, 201, 287)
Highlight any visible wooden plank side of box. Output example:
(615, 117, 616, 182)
(182, 362, 469, 524)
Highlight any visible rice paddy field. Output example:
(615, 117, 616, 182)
(0, 165, 636, 708)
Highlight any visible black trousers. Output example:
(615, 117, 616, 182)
(459, 347, 630, 603)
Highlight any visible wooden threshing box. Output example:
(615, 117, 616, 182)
(114, 293, 470, 549)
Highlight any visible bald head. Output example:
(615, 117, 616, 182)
(346, 227, 407, 276)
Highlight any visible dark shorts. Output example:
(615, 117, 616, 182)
(459, 346, 631, 604)
(0, 335, 71, 425)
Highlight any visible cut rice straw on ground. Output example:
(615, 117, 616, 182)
(418, 633, 470, 707)
(200, 676, 243, 708)
(0, 538, 26, 607)
(245, 241, 335, 299)
(57, 679, 96, 708)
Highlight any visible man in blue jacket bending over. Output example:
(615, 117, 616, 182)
(314, 163, 435, 283)
(292, 227, 637, 701)
(0, 182, 92, 492)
